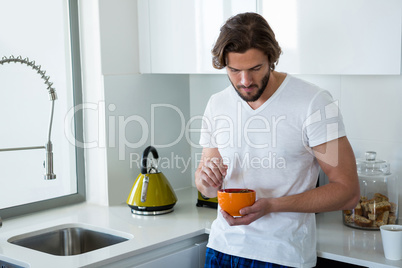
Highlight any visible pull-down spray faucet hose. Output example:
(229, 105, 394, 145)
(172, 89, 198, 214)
(45, 99, 56, 180)
(0, 55, 57, 180)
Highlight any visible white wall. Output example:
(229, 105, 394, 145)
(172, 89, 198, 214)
(82, 0, 192, 206)
(79, 0, 109, 206)
(103, 74, 191, 205)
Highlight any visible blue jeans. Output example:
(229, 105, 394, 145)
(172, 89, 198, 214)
(205, 247, 290, 268)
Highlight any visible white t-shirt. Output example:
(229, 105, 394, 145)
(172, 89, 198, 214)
(199, 74, 346, 268)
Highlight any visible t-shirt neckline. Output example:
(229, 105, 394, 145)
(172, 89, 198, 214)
(232, 73, 291, 113)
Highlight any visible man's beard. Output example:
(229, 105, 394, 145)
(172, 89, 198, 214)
(230, 71, 270, 102)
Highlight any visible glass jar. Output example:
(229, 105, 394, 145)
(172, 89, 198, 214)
(343, 151, 398, 230)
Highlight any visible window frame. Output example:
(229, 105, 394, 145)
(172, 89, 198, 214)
(0, 0, 85, 219)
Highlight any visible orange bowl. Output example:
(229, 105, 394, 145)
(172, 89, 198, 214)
(217, 189, 256, 217)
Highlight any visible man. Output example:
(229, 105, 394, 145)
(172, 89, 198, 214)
(195, 12, 360, 268)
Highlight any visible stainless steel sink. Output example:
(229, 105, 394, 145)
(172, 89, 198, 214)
(8, 224, 132, 256)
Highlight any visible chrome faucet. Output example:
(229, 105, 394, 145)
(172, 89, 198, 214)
(0, 55, 57, 180)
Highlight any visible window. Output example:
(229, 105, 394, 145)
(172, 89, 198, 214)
(0, 0, 84, 218)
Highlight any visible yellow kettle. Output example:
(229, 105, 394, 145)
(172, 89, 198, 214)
(126, 146, 178, 215)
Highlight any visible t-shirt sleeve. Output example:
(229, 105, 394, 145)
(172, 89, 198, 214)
(303, 90, 346, 148)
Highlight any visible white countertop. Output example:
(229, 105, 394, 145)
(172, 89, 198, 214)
(316, 211, 402, 268)
(0, 188, 401, 268)
(0, 187, 216, 268)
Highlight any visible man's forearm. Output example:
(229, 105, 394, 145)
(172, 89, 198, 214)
(270, 181, 360, 214)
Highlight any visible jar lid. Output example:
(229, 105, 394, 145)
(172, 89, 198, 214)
(356, 151, 391, 175)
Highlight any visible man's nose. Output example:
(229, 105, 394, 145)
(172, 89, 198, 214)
(240, 71, 253, 87)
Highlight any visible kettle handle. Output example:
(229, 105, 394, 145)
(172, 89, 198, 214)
(141, 146, 159, 174)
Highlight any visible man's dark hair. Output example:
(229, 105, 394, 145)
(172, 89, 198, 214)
(212, 12, 282, 70)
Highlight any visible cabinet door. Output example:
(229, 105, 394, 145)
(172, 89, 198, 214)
(196, 241, 208, 267)
(259, 0, 401, 74)
(138, 0, 256, 74)
(135, 244, 200, 268)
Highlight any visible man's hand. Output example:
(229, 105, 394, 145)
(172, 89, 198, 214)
(221, 198, 271, 226)
(199, 157, 227, 188)
(195, 148, 228, 198)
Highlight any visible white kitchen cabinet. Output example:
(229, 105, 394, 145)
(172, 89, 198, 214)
(258, 0, 401, 75)
(138, 0, 401, 75)
(135, 241, 207, 268)
(137, 0, 256, 74)
(106, 234, 208, 268)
